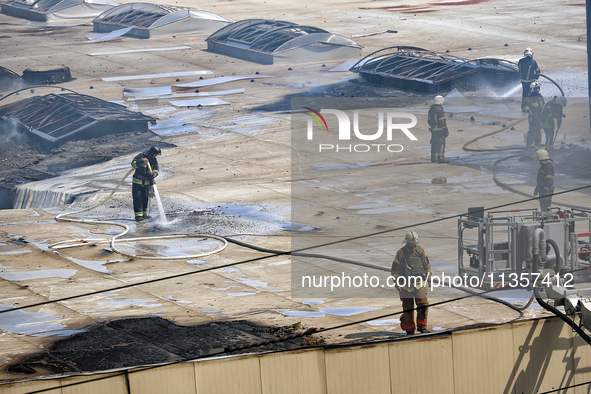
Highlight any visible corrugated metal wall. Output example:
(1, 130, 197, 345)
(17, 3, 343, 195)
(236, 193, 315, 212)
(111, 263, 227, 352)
(2, 316, 591, 394)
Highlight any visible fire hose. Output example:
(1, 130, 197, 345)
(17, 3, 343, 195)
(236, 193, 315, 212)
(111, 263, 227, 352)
(48, 166, 228, 260)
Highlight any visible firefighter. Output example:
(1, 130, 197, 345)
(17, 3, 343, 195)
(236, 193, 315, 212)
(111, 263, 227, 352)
(428, 95, 449, 163)
(518, 48, 540, 98)
(534, 149, 554, 212)
(522, 81, 545, 150)
(391, 231, 432, 335)
(540, 96, 567, 152)
(131, 146, 161, 221)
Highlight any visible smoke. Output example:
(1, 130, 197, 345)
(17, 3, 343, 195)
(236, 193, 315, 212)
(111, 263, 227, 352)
(0, 117, 30, 144)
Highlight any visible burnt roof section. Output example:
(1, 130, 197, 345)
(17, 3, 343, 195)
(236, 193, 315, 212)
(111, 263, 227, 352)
(0, 66, 21, 91)
(350, 46, 519, 93)
(1, 0, 117, 21)
(92, 3, 231, 38)
(206, 19, 362, 65)
(0, 93, 155, 145)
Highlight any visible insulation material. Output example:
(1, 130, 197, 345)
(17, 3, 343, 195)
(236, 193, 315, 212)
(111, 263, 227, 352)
(88, 46, 190, 56)
(174, 75, 272, 88)
(86, 26, 132, 42)
(102, 70, 213, 82)
(170, 98, 230, 107)
(128, 89, 245, 101)
(123, 86, 172, 97)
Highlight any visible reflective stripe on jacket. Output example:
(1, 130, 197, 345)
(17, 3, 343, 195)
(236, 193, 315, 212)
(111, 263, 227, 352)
(428, 104, 448, 133)
(537, 159, 554, 192)
(518, 57, 540, 83)
(131, 151, 159, 187)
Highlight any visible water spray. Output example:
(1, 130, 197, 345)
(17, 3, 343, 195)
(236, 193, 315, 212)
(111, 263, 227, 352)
(48, 163, 227, 259)
(146, 161, 168, 225)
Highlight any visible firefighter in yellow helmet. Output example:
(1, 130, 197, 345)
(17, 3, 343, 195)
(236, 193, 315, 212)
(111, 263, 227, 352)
(391, 231, 432, 335)
(522, 81, 544, 149)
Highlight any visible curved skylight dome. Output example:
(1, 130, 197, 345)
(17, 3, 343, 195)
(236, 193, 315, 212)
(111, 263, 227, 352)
(1, 0, 117, 21)
(92, 3, 231, 38)
(206, 19, 362, 65)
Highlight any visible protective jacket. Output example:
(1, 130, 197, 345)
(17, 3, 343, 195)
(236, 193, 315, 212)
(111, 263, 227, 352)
(391, 245, 431, 291)
(427, 104, 448, 135)
(131, 151, 159, 187)
(540, 98, 564, 130)
(518, 57, 540, 83)
(536, 159, 554, 194)
(522, 91, 544, 117)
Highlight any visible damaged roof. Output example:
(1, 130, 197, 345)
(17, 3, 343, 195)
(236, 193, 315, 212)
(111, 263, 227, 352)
(0, 0, 118, 21)
(350, 46, 520, 93)
(0, 66, 21, 91)
(92, 3, 231, 38)
(0, 92, 156, 146)
(205, 19, 363, 65)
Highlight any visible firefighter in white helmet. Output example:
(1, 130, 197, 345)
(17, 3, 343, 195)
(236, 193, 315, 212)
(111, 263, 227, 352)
(534, 149, 554, 212)
(518, 48, 540, 98)
(428, 95, 450, 163)
(391, 231, 432, 335)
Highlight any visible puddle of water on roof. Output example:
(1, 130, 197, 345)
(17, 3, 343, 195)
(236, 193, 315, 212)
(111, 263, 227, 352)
(30, 329, 85, 337)
(0, 304, 66, 335)
(221, 266, 241, 273)
(283, 310, 326, 318)
(235, 274, 267, 287)
(0, 267, 77, 281)
(213, 287, 234, 291)
(367, 318, 400, 326)
(201, 310, 221, 313)
(320, 307, 381, 316)
(302, 300, 324, 305)
(67, 257, 112, 274)
(283, 307, 380, 318)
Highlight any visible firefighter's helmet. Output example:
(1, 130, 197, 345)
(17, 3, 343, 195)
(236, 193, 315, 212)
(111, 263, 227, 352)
(148, 146, 161, 156)
(524, 48, 533, 57)
(556, 96, 567, 107)
(534, 149, 550, 161)
(404, 231, 420, 244)
(433, 95, 444, 105)
(530, 81, 540, 92)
